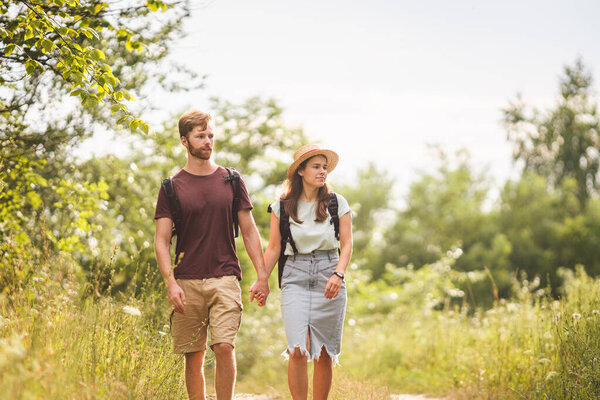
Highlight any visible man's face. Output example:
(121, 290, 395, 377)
(182, 124, 214, 160)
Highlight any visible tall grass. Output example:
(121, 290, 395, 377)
(3, 240, 600, 399)
(341, 264, 600, 399)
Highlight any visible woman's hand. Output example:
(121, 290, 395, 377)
(324, 274, 343, 299)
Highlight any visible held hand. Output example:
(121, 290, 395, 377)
(167, 282, 186, 314)
(249, 279, 270, 307)
(324, 274, 343, 299)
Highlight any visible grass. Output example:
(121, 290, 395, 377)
(2, 243, 600, 399)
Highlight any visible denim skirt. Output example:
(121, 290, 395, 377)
(280, 249, 347, 366)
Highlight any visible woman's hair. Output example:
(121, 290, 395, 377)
(281, 156, 331, 224)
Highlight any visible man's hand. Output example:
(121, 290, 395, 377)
(167, 281, 186, 314)
(249, 278, 270, 307)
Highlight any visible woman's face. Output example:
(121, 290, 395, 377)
(298, 155, 328, 188)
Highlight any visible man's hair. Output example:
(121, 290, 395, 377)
(178, 110, 213, 138)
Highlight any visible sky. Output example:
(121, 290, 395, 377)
(85, 0, 600, 198)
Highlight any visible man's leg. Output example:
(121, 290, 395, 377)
(185, 350, 207, 400)
(212, 343, 236, 400)
(206, 276, 243, 400)
(313, 347, 333, 400)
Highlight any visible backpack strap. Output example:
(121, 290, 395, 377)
(279, 200, 299, 255)
(161, 177, 183, 263)
(268, 200, 298, 288)
(224, 167, 241, 238)
(328, 192, 340, 241)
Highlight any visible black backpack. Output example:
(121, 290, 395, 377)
(268, 192, 340, 288)
(161, 167, 242, 264)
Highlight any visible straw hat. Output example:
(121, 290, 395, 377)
(287, 144, 339, 180)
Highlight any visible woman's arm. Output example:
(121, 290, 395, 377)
(324, 212, 353, 299)
(263, 211, 282, 278)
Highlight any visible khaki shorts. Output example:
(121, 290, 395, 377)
(171, 275, 243, 354)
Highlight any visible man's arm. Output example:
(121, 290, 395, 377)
(238, 208, 270, 305)
(155, 217, 186, 314)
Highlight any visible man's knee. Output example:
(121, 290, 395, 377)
(212, 342, 234, 358)
(185, 350, 206, 371)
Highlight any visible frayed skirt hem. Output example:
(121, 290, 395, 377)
(280, 345, 341, 367)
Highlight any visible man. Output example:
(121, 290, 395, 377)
(154, 110, 269, 400)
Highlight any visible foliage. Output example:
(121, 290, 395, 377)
(342, 264, 600, 399)
(0, 0, 197, 258)
(504, 58, 600, 206)
(336, 162, 395, 263)
(1, 0, 186, 133)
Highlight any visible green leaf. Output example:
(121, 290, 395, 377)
(129, 119, 139, 130)
(90, 49, 105, 61)
(121, 90, 134, 101)
(42, 39, 55, 53)
(110, 103, 121, 114)
(4, 43, 15, 56)
(24, 27, 34, 41)
(25, 59, 37, 74)
(139, 121, 150, 134)
(146, 1, 159, 12)
(80, 28, 93, 39)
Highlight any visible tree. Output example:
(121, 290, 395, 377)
(373, 149, 492, 279)
(504, 59, 600, 206)
(335, 163, 394, 264)
(0, 0, 197, 252)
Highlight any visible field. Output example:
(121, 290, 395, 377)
(2, 246, 600, 399)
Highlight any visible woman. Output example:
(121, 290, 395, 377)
(263, 144, 353, 400)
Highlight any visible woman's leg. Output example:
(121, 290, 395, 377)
(313, 347, 333, 400)
(288, 346, 309, 400)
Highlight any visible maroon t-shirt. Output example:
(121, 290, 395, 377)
(154, 167, 253, 280)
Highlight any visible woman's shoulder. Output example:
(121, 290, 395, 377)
(330, 192, 351, 216)
(331, 192, 349, 205)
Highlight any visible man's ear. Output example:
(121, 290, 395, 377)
(181, 135, 188, 147)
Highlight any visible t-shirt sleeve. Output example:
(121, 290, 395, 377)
(270, 199, 281, 219)
(238, 175, 253, 210)
(335, 193, 352, 218)
(154, 185, 173, 220)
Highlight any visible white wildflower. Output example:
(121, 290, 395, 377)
(592, 310, 599, 315)
(123, 305, 141, 317)
(545, 371, 559, 381)
(553, 312, 561, 322)
(348, 319, 356, 327)
(158, 331, 167, 336)
(538, 358, 551, 364)
(572, 313, 582, 321)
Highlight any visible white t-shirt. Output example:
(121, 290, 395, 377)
(270, 193, 351, 255)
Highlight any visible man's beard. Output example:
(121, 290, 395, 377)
(189, 142, 212, 160)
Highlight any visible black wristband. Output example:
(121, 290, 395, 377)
(332, 271, 344, 280)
